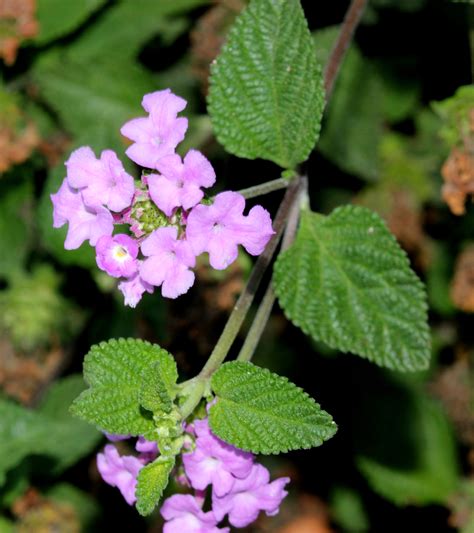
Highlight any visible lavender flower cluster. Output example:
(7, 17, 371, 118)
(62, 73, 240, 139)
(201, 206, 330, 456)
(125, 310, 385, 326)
(98, 418, 289, 532)
(51, 89, 274, 307)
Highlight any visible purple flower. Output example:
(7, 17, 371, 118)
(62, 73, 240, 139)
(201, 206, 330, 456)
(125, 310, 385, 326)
(183, 419, 253, 497)
(135, 437, 159, 456)
(104, 433, 130, 442)
(96, 234, 139, 278)
(148, 150, 216, 216)
(66, 147, 135, 212)
(212, 464, 290, 528)
(118, 269, 154, 308)
(96, 444, 143, 505)
(140, 227, 196, 299)
(51, 178, 114, 250)
(161, 494, 229, 533)
(121, 89, 188, 169)
(186, 192, 274, 270)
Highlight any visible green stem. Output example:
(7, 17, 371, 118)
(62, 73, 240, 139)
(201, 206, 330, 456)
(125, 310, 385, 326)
(197, 176, 304, 381)
(236, 283, 276, 362)
(233, 177, 289, 199)
(179, 378, 206, 418)
(237, 177, 306, 363)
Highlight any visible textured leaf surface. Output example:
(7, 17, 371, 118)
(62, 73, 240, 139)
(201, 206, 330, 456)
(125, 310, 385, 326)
(136, 457, 175, 516)
(209, 361, 336, 454)
(273, 207, 430, 371)
(139, 359, 178, 413)
(208, 0, 324, 169)
(0, 376, 101, 485)
(71, 339, 176, 436)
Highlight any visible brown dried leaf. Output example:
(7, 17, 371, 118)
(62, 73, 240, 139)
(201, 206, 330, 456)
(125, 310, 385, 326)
(0, 121, 39, 173)
(0, 0, 38, 66)
(0, 337, 66, 405)
(450, 246, 474, 313)
(16, 500, 79, 533)
(441, 147, 474, 215)
(430, 350, 474, 446)
(385, 189, 431, 270)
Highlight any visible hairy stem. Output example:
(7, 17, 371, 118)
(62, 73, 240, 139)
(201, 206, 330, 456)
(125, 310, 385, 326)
(237, 178, 306, 363)
(197, 177, 303, 380)
(233, 177, 290, 199)
(324, 0, 368, 98)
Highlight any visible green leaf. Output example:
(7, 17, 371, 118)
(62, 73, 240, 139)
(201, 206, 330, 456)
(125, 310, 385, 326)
(35, 0, 107, 45)
(273, 207, 430, 371)
(139, 359, 178, 414)
(208, 0, 324, 169)
(135, 457, 175, 516)
(209, 361, 337, 454)
(71, 339, 177, 437)
(355, 386, 459, 506)
(0, 376, 101, 485)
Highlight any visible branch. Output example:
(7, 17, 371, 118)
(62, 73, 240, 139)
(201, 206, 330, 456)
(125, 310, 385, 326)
(197, 176, 304, 380)
(324, 0, 368, 98)
(237, 177, 306, 363)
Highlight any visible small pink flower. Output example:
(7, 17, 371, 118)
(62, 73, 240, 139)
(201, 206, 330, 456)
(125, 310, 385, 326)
(121, 89, 188, 169)
(148, 150, 216, 216)
(212, 464, 290, 528)
(135, 437, 159, 456)
(104, 433, 130, 442)
(140, 227, 196, 299)
(183, 419, 253, 497)
(96, 234, 139, 278)
(96, 444, 143, 505)
(118, 269, 154, 308)
(50, 178, 114, 250)
(186, 192, 274, 270)
(66, 147, 135, 212)
(161, 494, 229, 533)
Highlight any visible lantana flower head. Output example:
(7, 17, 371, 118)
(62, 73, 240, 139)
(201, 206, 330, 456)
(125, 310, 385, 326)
(51, 88, 274, 307)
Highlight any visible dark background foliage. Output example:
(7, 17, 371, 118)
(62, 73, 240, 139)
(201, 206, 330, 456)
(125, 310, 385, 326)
(0, 0, 473, 531)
